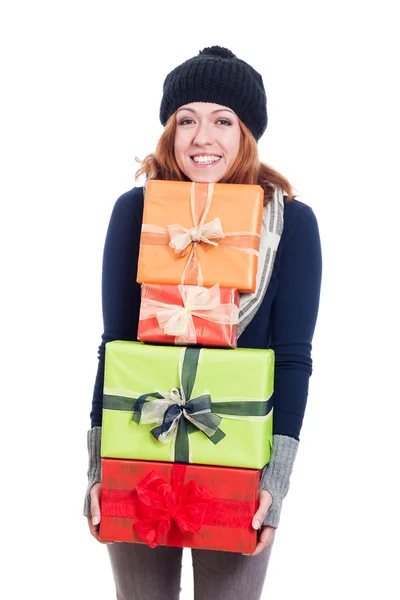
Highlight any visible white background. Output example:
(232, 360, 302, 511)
(1, 1, 399, 598)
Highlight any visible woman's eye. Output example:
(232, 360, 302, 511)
(216, 119, 231, 126)
(179, 118, 194, 125)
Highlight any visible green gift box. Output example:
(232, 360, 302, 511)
(101, 341, 274, 469)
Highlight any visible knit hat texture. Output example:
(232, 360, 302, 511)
(159, 46, 267, 141)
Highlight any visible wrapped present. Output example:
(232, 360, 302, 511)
(100, 458, 259, 553)
(138, 283, 239, 348)
(137, 180, 263, 293)
(102, 341, 274, 469)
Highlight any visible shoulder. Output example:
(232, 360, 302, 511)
(283, 198, 318, 229)
(104, 186, 144, 244)
(106, 186, 145, 237)
(112, 186, 144, 220)
(281, 198, 320, 247)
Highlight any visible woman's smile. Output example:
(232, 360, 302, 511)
(190, 153, 222, 166)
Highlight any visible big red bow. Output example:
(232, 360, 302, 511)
(133, 464, 213, 548)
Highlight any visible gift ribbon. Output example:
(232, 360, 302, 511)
(101, 464, 255, 548)
(103, 347, 273, 463)
(139, 283, 239, 344)
(168, 218, 225, 252)
(133, 347, 226, 463)
(140, 182, 260, 285)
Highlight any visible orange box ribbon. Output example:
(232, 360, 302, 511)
(139, 182, 261, 288)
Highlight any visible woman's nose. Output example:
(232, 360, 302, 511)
(193, 122, 213, 146)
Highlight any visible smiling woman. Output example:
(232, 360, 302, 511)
(84, 45, 322, 600)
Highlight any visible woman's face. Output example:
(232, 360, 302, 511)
(174, 102, 241, 183)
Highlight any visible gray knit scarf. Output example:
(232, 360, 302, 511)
(238, 186, 284, 336)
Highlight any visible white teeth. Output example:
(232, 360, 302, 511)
(192, 155, 220, 164)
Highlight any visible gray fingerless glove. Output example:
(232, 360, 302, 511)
(83, 426, 102, 517)
(260, 434, 299, 528)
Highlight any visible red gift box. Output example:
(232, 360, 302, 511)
(137, 283, 239, 348)
(100, 458, 260, 554)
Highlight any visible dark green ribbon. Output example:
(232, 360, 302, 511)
(103, 347, 273, 463)
(132, 348, 225, 462)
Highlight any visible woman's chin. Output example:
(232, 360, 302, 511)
(186, 168, 225, 184)
(192, 177, 219, 183)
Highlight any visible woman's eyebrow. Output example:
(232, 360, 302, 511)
(176, 107, 196, 114)
(211, 109, 235, 114)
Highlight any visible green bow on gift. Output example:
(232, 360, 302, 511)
(132, 348, 226, 462)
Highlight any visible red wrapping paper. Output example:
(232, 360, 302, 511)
(137, 283, 239, 348)
(100, 458, 260, 554)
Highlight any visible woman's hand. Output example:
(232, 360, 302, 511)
(248, 490, 276, 556)
(86, 483, 113, 544)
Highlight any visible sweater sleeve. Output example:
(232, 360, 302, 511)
(270, 204, 322, 441)
(259, 204, 322, 527)
(90, 188, 144, 427)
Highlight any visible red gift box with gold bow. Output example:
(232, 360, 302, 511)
(138, 283, 239, 347)
(100, 458, 260, 553)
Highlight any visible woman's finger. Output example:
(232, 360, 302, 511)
(251, 526, 275, 556)
(87, 515, 100, 540)
(87, 516, 113, 544)
(87, 483, 114, 544)
(252, 490, 272, 530)
(90, 483, 102, 526)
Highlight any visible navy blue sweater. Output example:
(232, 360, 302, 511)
(90, 186, 322, 441)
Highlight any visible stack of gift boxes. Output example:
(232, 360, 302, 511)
(99, 180, 274, 554)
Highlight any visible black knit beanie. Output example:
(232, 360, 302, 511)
(159, 46, 267, 141)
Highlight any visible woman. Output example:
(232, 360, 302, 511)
(84, 46, 322, 599)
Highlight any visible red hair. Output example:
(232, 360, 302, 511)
(136, 113, 295, 205)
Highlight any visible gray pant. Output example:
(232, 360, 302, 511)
(107, 537, 275, 600)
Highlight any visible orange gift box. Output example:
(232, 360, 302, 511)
(137, 180, 263, 293)
(100, 458, 260, 553)
(138, 283, 239, 347)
